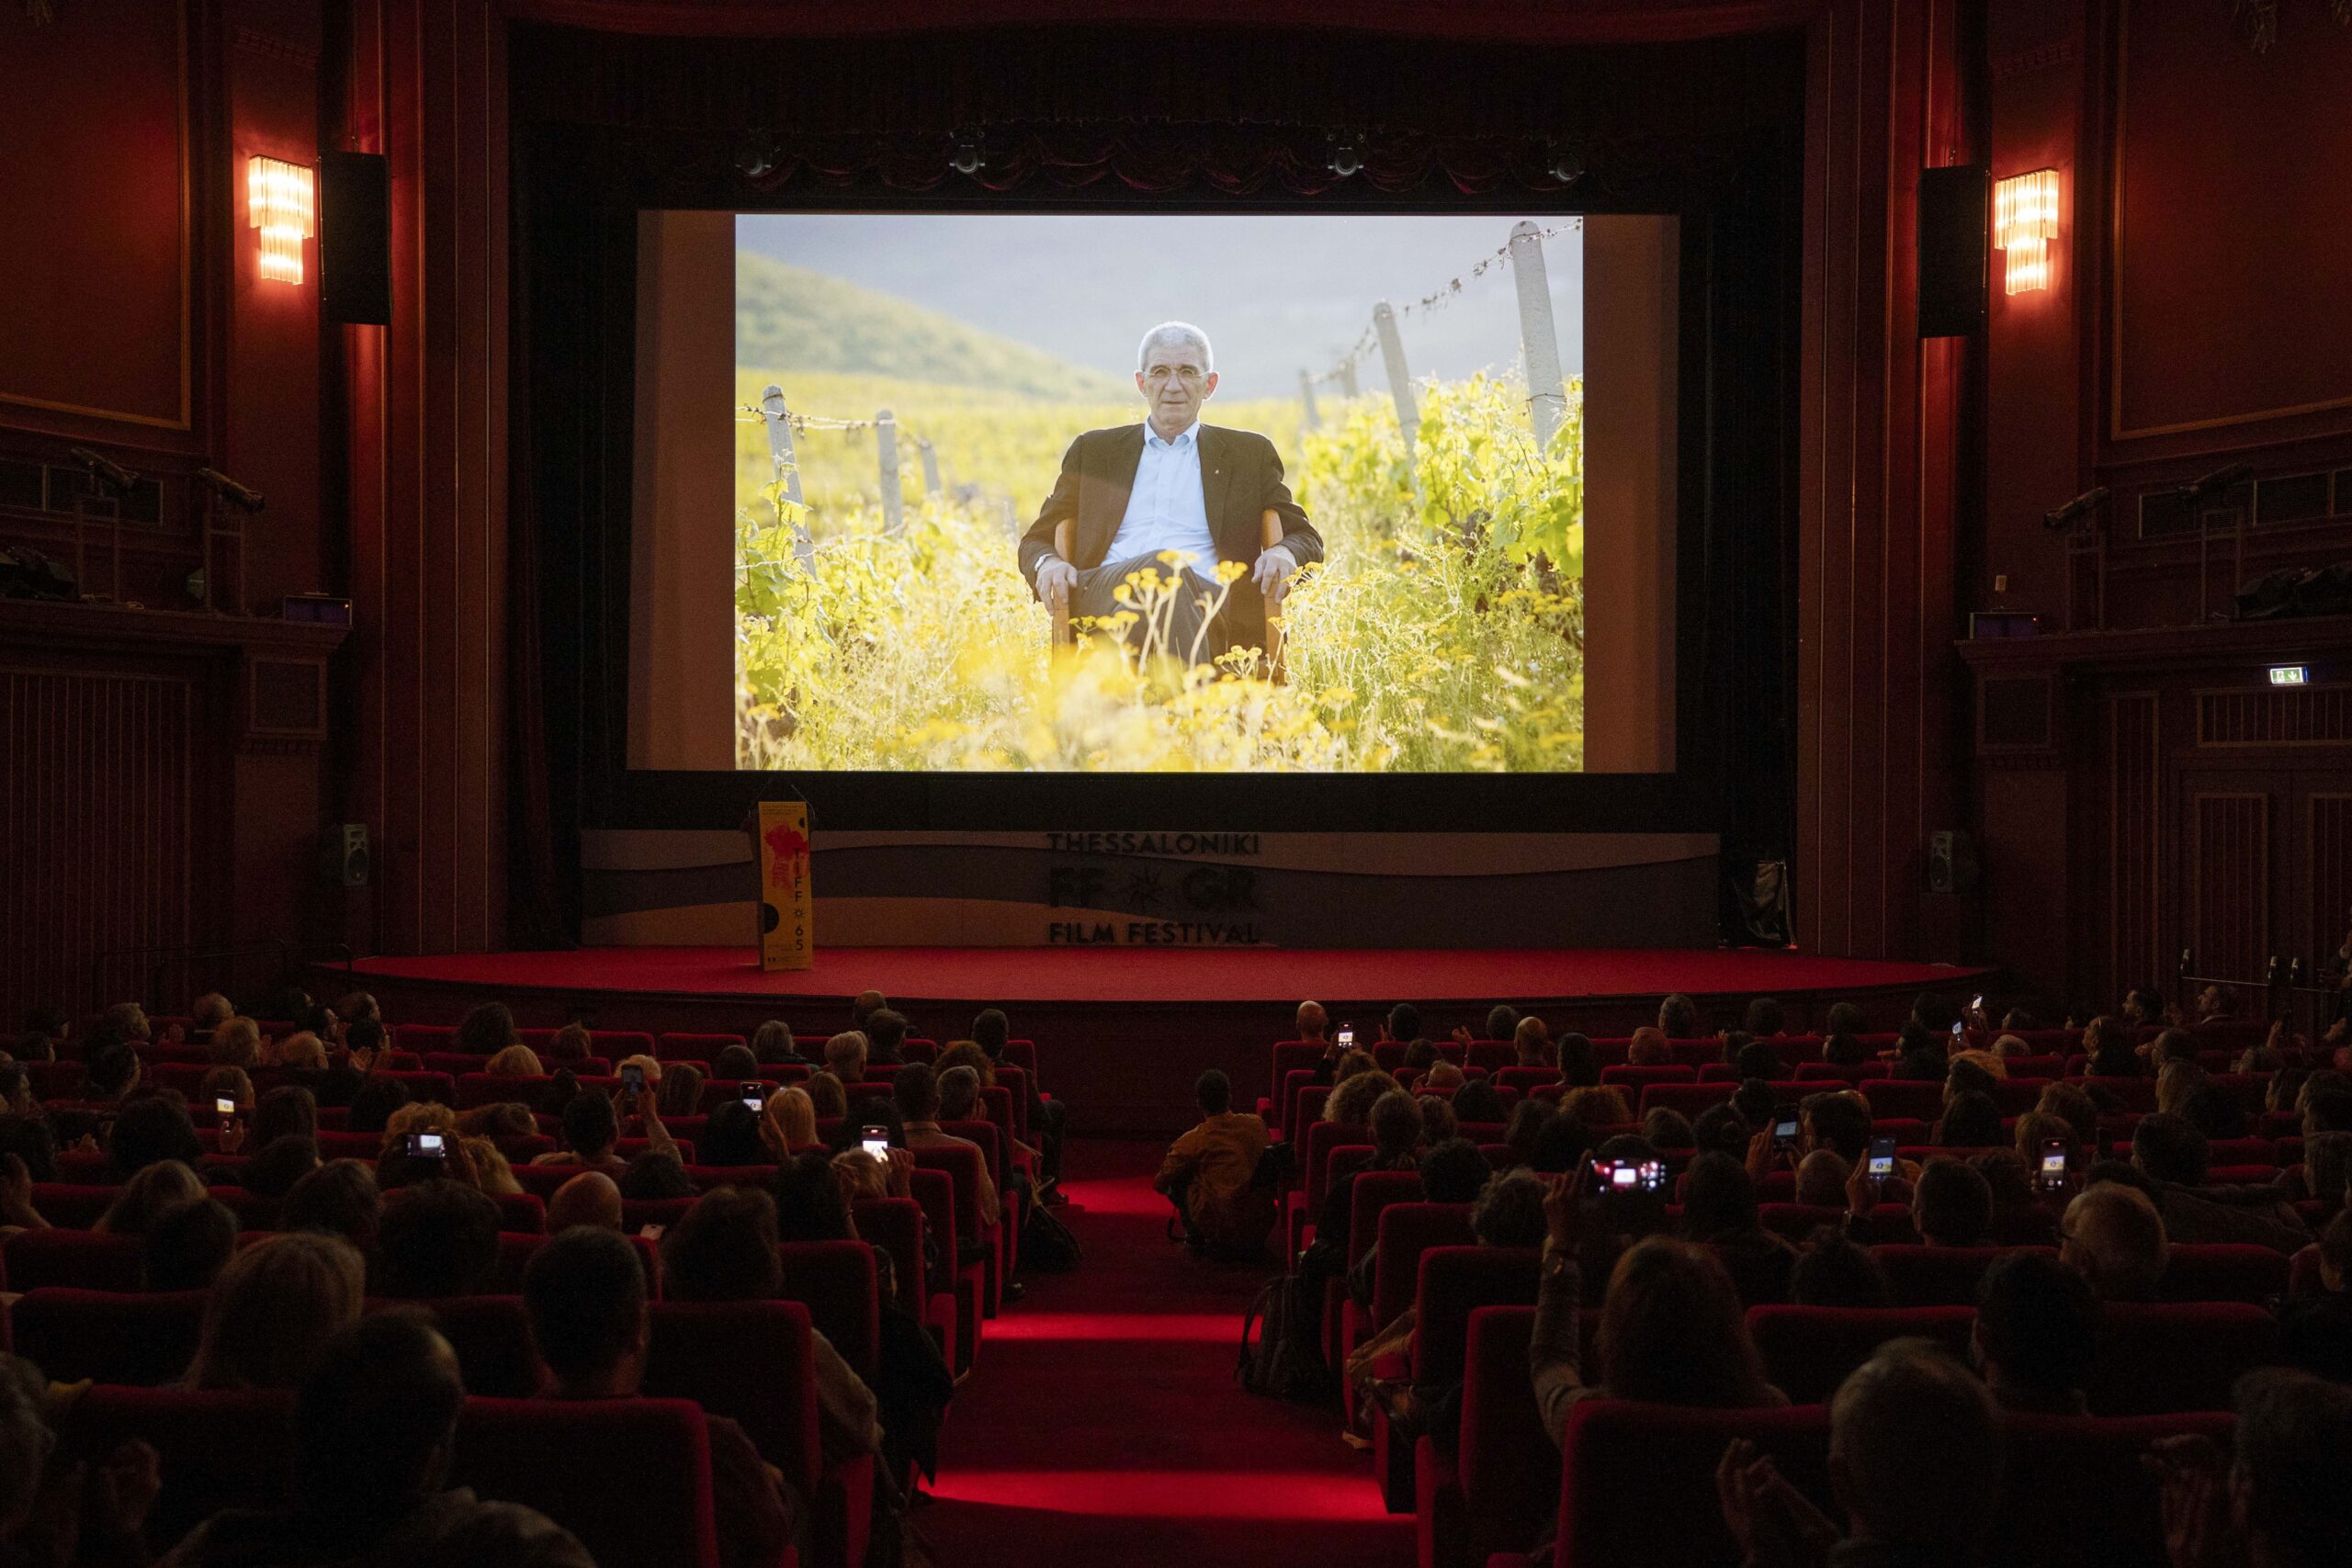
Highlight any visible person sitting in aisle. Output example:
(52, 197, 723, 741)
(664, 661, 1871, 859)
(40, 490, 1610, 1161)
(163, 1309, 595, 1567)
(523, 1227, 798, 1568)
(2142, 1367, 2352, 1568)
(1716, 1339, 1999, 1568)
(864, 1010, 912, 1067)
(1532, 1167, 1786, 1446)
(183, 1231, 368, 1391)
(973, 1007, 1066, 1193)
(1156, 1068, 1273, 1258)
(2061, 1180, 2170, 1302)
(1970, 1250, 2097, 1416)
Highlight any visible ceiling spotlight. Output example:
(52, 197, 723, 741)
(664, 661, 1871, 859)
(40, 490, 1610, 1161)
(951, 131, 986, 176)
(735, 132, 781, 181)
(1547, 140, 1587, 186)
(1327, 131, 1363, 179)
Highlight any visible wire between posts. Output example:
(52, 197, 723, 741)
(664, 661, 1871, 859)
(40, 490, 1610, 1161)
(1307, 219, 1583, 389)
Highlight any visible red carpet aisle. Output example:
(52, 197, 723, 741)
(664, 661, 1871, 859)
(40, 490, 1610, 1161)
(920, 1140, 1410, 1563)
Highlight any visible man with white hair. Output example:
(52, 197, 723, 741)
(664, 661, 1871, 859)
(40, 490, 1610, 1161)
(1021, 321, 1322, 666)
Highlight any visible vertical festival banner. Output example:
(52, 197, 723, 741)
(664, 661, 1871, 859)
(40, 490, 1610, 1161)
(752, 802, 814, 970)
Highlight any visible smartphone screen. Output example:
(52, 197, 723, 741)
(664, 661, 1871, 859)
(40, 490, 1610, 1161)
(1951, 1020, 1966, 1038)
(411, 1133, 445, 1158)
(741, 1083, 765, 1104)
(621, 1064, 644, 1092)
(2039, 1138, 2068, 1190)
(214, 1096, 236, 1118)
(860, 1124, 889, 1158)
(1772, 1106, 1800, 1145)
(1972, 994, 1985, 1013)
(1337, 1026, 1355, 1048)
(1867, 1134, 1896, 1179)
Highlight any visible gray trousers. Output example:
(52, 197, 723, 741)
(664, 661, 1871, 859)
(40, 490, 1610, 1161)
(1070, 553, 1225, 663)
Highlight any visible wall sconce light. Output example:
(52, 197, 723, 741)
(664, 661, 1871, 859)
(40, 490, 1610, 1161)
(1993, 168, 2061, 294)
(247, 155, 314, 284)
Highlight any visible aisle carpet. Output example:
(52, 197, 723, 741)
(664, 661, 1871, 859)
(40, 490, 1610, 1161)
(918, 1140, 1410, 1562)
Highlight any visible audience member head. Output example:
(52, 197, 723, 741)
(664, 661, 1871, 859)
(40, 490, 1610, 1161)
(1730, 1078, 1776, 1132)
(712, 1043, 760, 1082)
(1827, 1341, 2002, 1559)
(1946, 1057, 1999, 1101)
(142, 1197, 238, 1292)
(1527, 1109, 1596, 1176)
(2132, 1112, 2210, 1186)
(1744, 997, 1785, 1037)
(244, 1135, 322, 1200)
(85, 1039, 143, 1098)
(1801, 1091, 1873, 1162)
(1681, 1153, 1761, 1239)
(1795, 1148, 1850, 1208)
(1195, 1068, 1233, 1118)
(969, 1009, 1011, 1057)
(1791, 1227, 1891, 1307)
(1330, 1049, 1375, 1086)
(107, 1094, 200, 1179)
(544, 1021, 593, 1064)
(96, 1158, 205, 1235)
(1909, 992, 1959, 1035)
(0, 1116, 56, 1184)
(2084, 1016, 2140, 1077)
(187, 1232, 367, 1389)
(280, 1159, 381, 1250)
(1559, 1085, 1631, 1128)
(102, 1001, 152, 1042)
(1511, 1016, 1553, 1067)
(865, 1009, 910, 1059)
(1481, 1003, 1518, 1043)
(1503, 1098, 1551, 1160)
(1555, 1031, 1599, 1087)
(1825, 1001, 1870, 1037)
(850, 990, 887, 1028)
(662, 1186, 783, 1302)
(750, 1020, 797, 1064)
(1823, 1032, 1869, 1066)
(2037, 1081, 2099, 1147)
(1973, 1251, 2098, 1413)
(1295, 1000, 1329, 1042)
(1934, 1090, 2004, 1149)
(1597, 1238, 1775, 1405)
(1385, 1002, 1421, 1043)
(1416, 1094, 1459, 1145)
(655, 1060, 705, 1119)
(770, 1083, 820, 1149)
(823, 1031, 868, 1082)
(2062, 1181, 2168, 1301)
(548, 1170, 623, 1234)
(192, 992, 235, 1033)
(2317, 1208, 2352, 1293)
(277, 1032, 328, 1071)
(1657, 994, 1701, 1038)
(1418, 1137, 1491, 1205)
(453, 1001, 516, 1057)
(1405, 1041, 1442, 1074)
(2013, 1110, 2077, 1168)
(1627, 1027, 1672, 1066)
(346, 1076, 410, 1134)
(1367, 1089, 1423, 1163)
(1909, 1157, 1992, 1247)
(288, 1311, 464, 1529)
(1329, 1068, 1400, 1126)
(2299, 1131, 2352, 1213)
(524, 1225, 648, 1397)
(253, 1084, 318, 1147)
(556, 1088, 617, 1162)
(831, 1148, 891, 1203)
(484, 1043, 544, 1078)
(375, 1180, 503, 1299)
(700, 1099, 768, 1167)
(618, 1150, 695, 1201)
(1451, 1078, 1506, 1124)
(1691, 1102, 1751, 1161)
(2223, 1368, 2352, 1568)
(769, 1149, 855, 1243)
(1642, 1106, 1695, 1151)
(199, 1066, 255, 1115)
(1470, 1170, 1548, 1247)
(2155, 1059, 2210, 1118)
(804, 1070, 847, 1119)
(1734, 1041, 1781, 1083)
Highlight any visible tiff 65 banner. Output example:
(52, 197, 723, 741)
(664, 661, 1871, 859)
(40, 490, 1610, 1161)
(752, 802, 813, 971)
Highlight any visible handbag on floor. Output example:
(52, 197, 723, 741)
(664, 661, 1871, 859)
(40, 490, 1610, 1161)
(1020, 1201, 1082, 1271)
(1237, 1273, 1332, 1401)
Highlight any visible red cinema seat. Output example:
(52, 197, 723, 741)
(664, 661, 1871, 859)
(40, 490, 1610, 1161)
(623, 1195, 698, 1232)
(1991, 1412, 2238, 1568)
(2087, 1303, 2279, 1416)
(1290, 1118, 1369, 1256)
(1757, 1201, 1916, 1246)
(2158, 1243, 2292, 1303)
(1002, 1040, 1038, 1077)
(377, 1069, 456, 1105)
(910, 1140, 1004, 1315)
(1637, 1082, 1734, 1120)
(1494, 1066, 1557, 1096)
(2081, 1076, 2160, 1112)
(1414, 1305, 1552, 1568)
(1874, 1245, 2056, 1306)
(993, 1066, 1034, 1140)
(1792, 1060, 1888, 1080)
(850, 1196, 926, 1317)
(3, 1227, 144, 1292)
(777, 1238, 880, 1381)
(392, 1023, 458, 1053)
(12, 1289, 207, 1383)
(1331, 1169, 1426, 1364)
(58, 1387, 293, 1548)
(1373, 1245, 1539, 1512)
(1860, 1080, 1945, 1122)
(453, 1397, 723, 1568)
(1464, 1041, 1515, 1073)
(1601, 1064, 1695, 1090)
(1747, 1304, 1975, 1404)
(1553, 1400, 1835, 1568)
(906, 1166, 979, 1374)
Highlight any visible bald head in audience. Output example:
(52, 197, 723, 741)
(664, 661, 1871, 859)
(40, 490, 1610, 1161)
(2062, 1180, 2169, 1301)
(548, 1171, 623, 1234)
(1829, 1341, 2002, 1558)
(1295, 1001, 1329, 1043)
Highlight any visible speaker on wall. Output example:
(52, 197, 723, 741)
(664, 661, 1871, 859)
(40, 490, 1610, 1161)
(1917, 164, 1989, 338)
(322, 824, 371, 888)
(1928, 829, 1979, 896)
(320, 152, 390, 326)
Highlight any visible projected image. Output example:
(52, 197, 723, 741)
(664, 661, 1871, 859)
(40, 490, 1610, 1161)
(733, 213, 1585, 773)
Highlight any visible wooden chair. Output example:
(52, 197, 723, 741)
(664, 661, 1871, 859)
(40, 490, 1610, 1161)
(1048, 510, 1288, 676)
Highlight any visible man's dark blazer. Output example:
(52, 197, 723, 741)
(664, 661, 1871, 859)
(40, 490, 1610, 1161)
(1019, 423, 1323, 650)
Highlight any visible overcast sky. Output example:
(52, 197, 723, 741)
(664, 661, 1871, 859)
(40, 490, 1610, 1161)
(737, 212, 1583, 404)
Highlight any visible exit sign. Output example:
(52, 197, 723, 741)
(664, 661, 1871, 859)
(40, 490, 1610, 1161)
(2268, 665, 2309, 686)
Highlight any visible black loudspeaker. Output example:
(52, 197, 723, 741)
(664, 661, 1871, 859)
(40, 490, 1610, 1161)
(1724, 857, 1793, 949)
(320, 152, 391, 326)
(1928, 829, 1979, 896)
(322, 824, 371, 888)
(1917, 164, 1989, 338)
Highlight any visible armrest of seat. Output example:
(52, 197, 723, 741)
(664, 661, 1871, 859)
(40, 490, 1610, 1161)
(1416, 1433, 1468, 1568)
(817, 1451, 874, 1568)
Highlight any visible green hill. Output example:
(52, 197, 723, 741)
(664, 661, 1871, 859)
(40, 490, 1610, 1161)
(736, 252, 1128, 401)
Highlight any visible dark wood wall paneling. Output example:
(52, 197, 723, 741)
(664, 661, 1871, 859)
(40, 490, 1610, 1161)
(0, 1, 349, 1025)
(1968, 0, 2352, 1010)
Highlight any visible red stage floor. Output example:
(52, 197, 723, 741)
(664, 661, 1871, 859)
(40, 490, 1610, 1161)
(346, 944, 1982, 1008)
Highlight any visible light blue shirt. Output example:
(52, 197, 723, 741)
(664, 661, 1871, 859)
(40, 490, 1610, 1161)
(1105, 421, 1217, 570)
